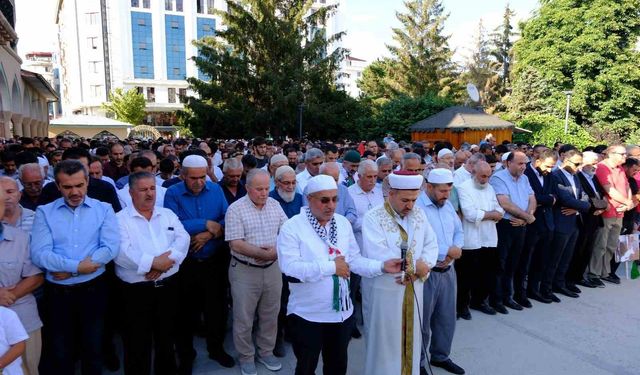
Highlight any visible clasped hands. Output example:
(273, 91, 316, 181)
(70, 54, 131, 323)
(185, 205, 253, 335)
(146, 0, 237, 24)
(51, 256, 102, 281)
(190, 221, 223, 253)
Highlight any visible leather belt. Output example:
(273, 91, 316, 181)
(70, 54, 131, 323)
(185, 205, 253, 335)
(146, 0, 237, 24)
(232, 256, 274, 269)
(431, 265, 451, 273)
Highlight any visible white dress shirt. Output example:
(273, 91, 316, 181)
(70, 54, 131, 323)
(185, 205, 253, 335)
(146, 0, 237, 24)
(277, 208, 383, 323)
(115, 206, 189, 283)
(453, 166, 472, 187)
(457, 179, 504, 249)
(117, 183, 167, 209)
(295, 169, 312, 194)
(348, 183, 384, 247)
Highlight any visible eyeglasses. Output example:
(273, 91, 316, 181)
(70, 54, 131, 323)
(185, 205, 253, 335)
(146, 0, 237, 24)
(317, 196, 338, 204)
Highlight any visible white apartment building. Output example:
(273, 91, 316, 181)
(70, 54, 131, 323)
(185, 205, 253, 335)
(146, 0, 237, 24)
(56, 0, 224, 131)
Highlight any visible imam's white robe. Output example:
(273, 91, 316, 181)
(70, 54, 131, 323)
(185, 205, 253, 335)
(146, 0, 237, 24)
(361, 204, 439, 375)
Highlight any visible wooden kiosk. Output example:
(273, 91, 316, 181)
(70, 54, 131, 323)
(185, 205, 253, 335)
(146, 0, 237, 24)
(409, 106, 515, 148)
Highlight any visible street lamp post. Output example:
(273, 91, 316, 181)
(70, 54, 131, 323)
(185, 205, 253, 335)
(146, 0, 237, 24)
(563, 90, 573, 134)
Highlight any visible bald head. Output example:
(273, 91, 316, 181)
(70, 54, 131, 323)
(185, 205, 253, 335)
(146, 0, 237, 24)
(472, 161, 492, 187)
(320, 162, 340, 182)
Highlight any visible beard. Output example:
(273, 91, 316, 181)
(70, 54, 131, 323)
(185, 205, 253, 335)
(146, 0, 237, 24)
(278, 188, 295, 203)
(474, 181, 488, 189)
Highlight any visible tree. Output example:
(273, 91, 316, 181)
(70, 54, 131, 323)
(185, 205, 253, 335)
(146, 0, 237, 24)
(357, 58, 401, 103)
(462, 20, 499, 108)
(512, 0, 640, 140)
(181, 0, 351, 139)
(386, 0, 456, 97)
(101, 88, 146, 125)
(516, 113, 596, 149)
(490, 4, 516, 96)
(505, 65, 554, 118)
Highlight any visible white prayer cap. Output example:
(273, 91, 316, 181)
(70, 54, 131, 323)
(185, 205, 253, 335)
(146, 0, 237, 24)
(427, 168, 454, 184)
(388, 171, 423, 190)
(275, 165, 295, 180)
(37, 156, 49, 167)
(437, 148, 453, 159)
(270, 154, 288, 165)
(305, 175, 337, 195)
(182, 155, 208, 168)
(501, 152, 511, 162)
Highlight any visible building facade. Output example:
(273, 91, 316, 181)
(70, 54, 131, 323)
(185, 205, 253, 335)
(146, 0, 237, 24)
(56, 0, 224, 129)
(0, 0, 58, 139)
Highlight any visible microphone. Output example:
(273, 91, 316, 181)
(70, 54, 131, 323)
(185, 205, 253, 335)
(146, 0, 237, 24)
(400, 241, 408, 282)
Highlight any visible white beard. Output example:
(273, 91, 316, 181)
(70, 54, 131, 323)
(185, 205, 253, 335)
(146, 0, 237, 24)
(278, 188, 295, 203)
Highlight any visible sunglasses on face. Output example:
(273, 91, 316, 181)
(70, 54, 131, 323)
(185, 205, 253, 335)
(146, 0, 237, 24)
(317, 196, 338, 204)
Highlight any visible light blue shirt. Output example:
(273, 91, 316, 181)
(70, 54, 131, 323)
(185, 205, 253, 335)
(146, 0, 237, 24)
(416, 192, 464, 261)
(30, 196, 119, 285)
(489, 169, 534, 220)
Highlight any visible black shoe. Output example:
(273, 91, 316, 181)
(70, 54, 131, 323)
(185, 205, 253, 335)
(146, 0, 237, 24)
(577, 278, 597, 288)
(528, 290, 552, 304)
(104, 351, 120, 372)
(430, 359, 465, 374)
(601, 275, 620, 284)
(420, 367, 428, 375)
(543, 292, 561, 303)
(490, 303, 509, 314)
(209, 349, 235, 368)
(566, 284, 581, 294)
(457, 308, 472, 320)
(469, 303, 496, 315)
(351, 326, 362, 339)
(514, 295, 532, 308)
(589, 277, 606, 287)
(609, 273, 621, 282)
(274, 337, 286, 358)
(553, 287, 579, 298)
(504, 298, 523, 311)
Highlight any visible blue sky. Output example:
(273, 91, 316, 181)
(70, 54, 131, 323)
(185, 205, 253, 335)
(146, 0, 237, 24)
(342, 0, 540, 63)
(15, 0, 540, 64)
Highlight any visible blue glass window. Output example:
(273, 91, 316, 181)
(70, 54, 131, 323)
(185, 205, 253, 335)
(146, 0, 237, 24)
(165, 15, 186, 80)
(196, 18, 216, 80)
(131, 12, 154, 79)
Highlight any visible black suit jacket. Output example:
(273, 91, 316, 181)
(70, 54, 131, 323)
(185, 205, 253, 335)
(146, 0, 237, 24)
(550, 169, 591, 234)
(524, 164, 555, 232)
(576, 171, 605, 228)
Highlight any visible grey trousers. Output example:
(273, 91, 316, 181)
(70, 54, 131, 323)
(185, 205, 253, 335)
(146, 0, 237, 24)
(421, 266, 457, 363)
(229, 260, 282, 363)
(588, 217, 622, 278)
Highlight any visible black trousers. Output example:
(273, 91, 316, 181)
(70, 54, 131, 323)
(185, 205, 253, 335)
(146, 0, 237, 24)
(121, 275, 179, 375)
(542, 229, 579, 293)
(277, 275, 291, 342)
(43, 274, 107, 375)
(492, 220, 526, 304)
(567, 217, 601, 283)
(289, 314, 354, 375)
(175, 249, 231, 362)
(455, 247, 496, 311)
(516, 224, 553, 296)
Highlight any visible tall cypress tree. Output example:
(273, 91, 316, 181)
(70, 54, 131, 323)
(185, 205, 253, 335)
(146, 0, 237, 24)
(490, 4, 516, 96)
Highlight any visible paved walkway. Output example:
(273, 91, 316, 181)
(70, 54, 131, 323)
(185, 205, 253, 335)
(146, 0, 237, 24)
(112, 276, 640, 375)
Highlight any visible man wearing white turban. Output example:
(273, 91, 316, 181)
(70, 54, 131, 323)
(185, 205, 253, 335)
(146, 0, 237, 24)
(361, 171, 439, 375)
(277, 175, 402, 375)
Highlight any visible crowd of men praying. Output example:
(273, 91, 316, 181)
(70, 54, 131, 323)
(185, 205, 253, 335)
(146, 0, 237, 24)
(0, 133, 635, 375)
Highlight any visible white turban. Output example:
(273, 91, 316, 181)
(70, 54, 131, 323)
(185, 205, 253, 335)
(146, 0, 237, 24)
(305, 175, 337, 195)
(388, 171, 423, 190)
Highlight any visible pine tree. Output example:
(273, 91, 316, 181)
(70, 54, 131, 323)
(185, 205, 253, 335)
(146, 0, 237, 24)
(490, 4, 516, 96)
(463, 20, 497, 106)
(387, 0, 455, 97)
(182, 0, 351, 138)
